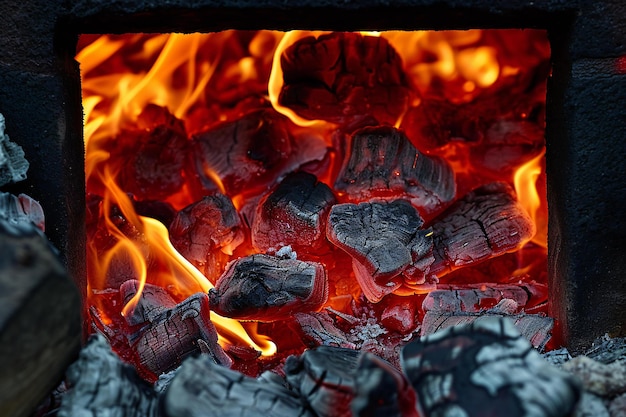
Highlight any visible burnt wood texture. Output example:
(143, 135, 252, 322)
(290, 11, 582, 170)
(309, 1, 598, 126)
(0, 221, 81, 417)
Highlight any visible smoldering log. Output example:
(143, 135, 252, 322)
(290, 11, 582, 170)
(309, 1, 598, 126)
(351, 353, 419, 417)
(0, 220, 81, 417)
(100, 281, 231, 379)
(58, 335, 161, 417)
(326, 199, 434, 302)
(209, 254, 328, 322)
(279, 33, 410, 126)
(285, 346, 362, 417)
(0, 113, 28, 186)
(252, 171, 336, 254)
(0, 191, 45, 231)
(401, 317, 581, 417)
(429, 182, 535, 278)
(169, 193, 244, 281)
(163, 354, 315, 417)
(334, 126, 455, 211)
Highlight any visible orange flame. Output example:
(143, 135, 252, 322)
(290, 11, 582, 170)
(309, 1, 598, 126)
(514, 149, 547, 248)
(79, 29, 548, 362)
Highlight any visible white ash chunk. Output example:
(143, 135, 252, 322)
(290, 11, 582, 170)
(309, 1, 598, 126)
(0, 113, 29, 186)
(58, 334, 160, 417)
(401, 317, 581, 417)
(562, 356, 626, 397)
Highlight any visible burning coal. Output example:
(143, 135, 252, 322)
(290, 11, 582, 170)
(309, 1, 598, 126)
(77, 29, 550, 380)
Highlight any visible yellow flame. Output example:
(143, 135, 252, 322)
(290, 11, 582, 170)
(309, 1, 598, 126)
(268, 31, 331, 128)
(514, 150, 547, 247)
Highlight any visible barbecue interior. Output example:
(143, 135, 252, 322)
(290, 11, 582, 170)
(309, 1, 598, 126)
(77, 30, 550, 380)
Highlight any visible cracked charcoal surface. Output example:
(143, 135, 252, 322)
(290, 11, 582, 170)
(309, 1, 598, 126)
(429, 182, 535, 278)
(285, 346, 361, 417)
(58, 335, 160, 417)
(209, 254, 328, 322)
(0, 113, 29, 187)
(327, 199, 434, 302)
(352, 352, 418, 417)
(401, 317, 580, 417)
(334, 126, 455, 210)
(327, 200, 427, 279)
(163, 354, 314, 417)
(279, 33, 410, 126)
(106, 286, 231, 379)
(252, 171, 336, 253)
(169, 193, 244, 280)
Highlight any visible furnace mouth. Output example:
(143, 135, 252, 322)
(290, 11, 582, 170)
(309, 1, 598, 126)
(77, 29, 550, 380)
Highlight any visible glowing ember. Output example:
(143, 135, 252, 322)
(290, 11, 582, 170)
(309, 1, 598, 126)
(77, 29, 550, 378)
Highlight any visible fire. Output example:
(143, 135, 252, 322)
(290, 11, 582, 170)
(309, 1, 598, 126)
(514, 149, 547, 247)
(78, 29, 549, 376)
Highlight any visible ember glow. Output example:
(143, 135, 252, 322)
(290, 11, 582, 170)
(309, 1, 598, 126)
(77, 29, 550, 379)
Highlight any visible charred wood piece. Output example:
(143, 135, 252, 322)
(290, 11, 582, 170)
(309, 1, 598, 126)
(169, 193, 244, 281)
(163, 354, 315, 417)
(422, 283, 542, 313)
(279, 33, 410, 126)
(120, 280, 177, 326)
(292, 312, 356, 349)
(0, 192, 44, 231)
(209, 254, 328, 322)
(102, 281, 231, 379)
(105, 104, 189, 201)
(421, 298, 554, 349)
(327, 199, 434, 302)
(430, 182, 535, 278)
(0, 220, 81, 417)
(58, 335, 160, 417)
(352, 352, 419, 417)
(252, 171, 336, 254)
(192, 108, 326, 198)
(334, 126, 455, 210)
(285, 346, 362, 417)
(402, 317, 580, 417)
(0, 113, 28, 186)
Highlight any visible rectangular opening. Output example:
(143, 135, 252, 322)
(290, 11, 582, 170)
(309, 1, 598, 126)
(76, 29, 551, 380)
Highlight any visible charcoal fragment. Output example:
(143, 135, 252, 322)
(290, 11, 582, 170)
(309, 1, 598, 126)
(327, 199, 434, 302)
(169, 193, 244, 281)
(430, 182, 535, 278)
(280, 33, 410, 125)
(285, 346, 361, 417)
(334, 126, 455, 212)
(0, 113, 28, 187)
(209, 254, 328, 322)
(163, 355, 315, 417)
(401, 317, 580, 417)
(252, 172, 336, 254)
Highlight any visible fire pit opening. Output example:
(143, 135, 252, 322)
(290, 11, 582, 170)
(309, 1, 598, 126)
(76, 29, 552, 380)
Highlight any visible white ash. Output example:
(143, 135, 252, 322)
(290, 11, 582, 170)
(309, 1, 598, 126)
(573, 392, 610, 417)
(154, 368, 179, 393)
(562, 356, 626, 397)
(348, 310, 388, 346)
(608, 392, 626, 416)
(0, 113, 29, 186)
(543, 348, 573, 367)
(275, 245, 297, 260)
